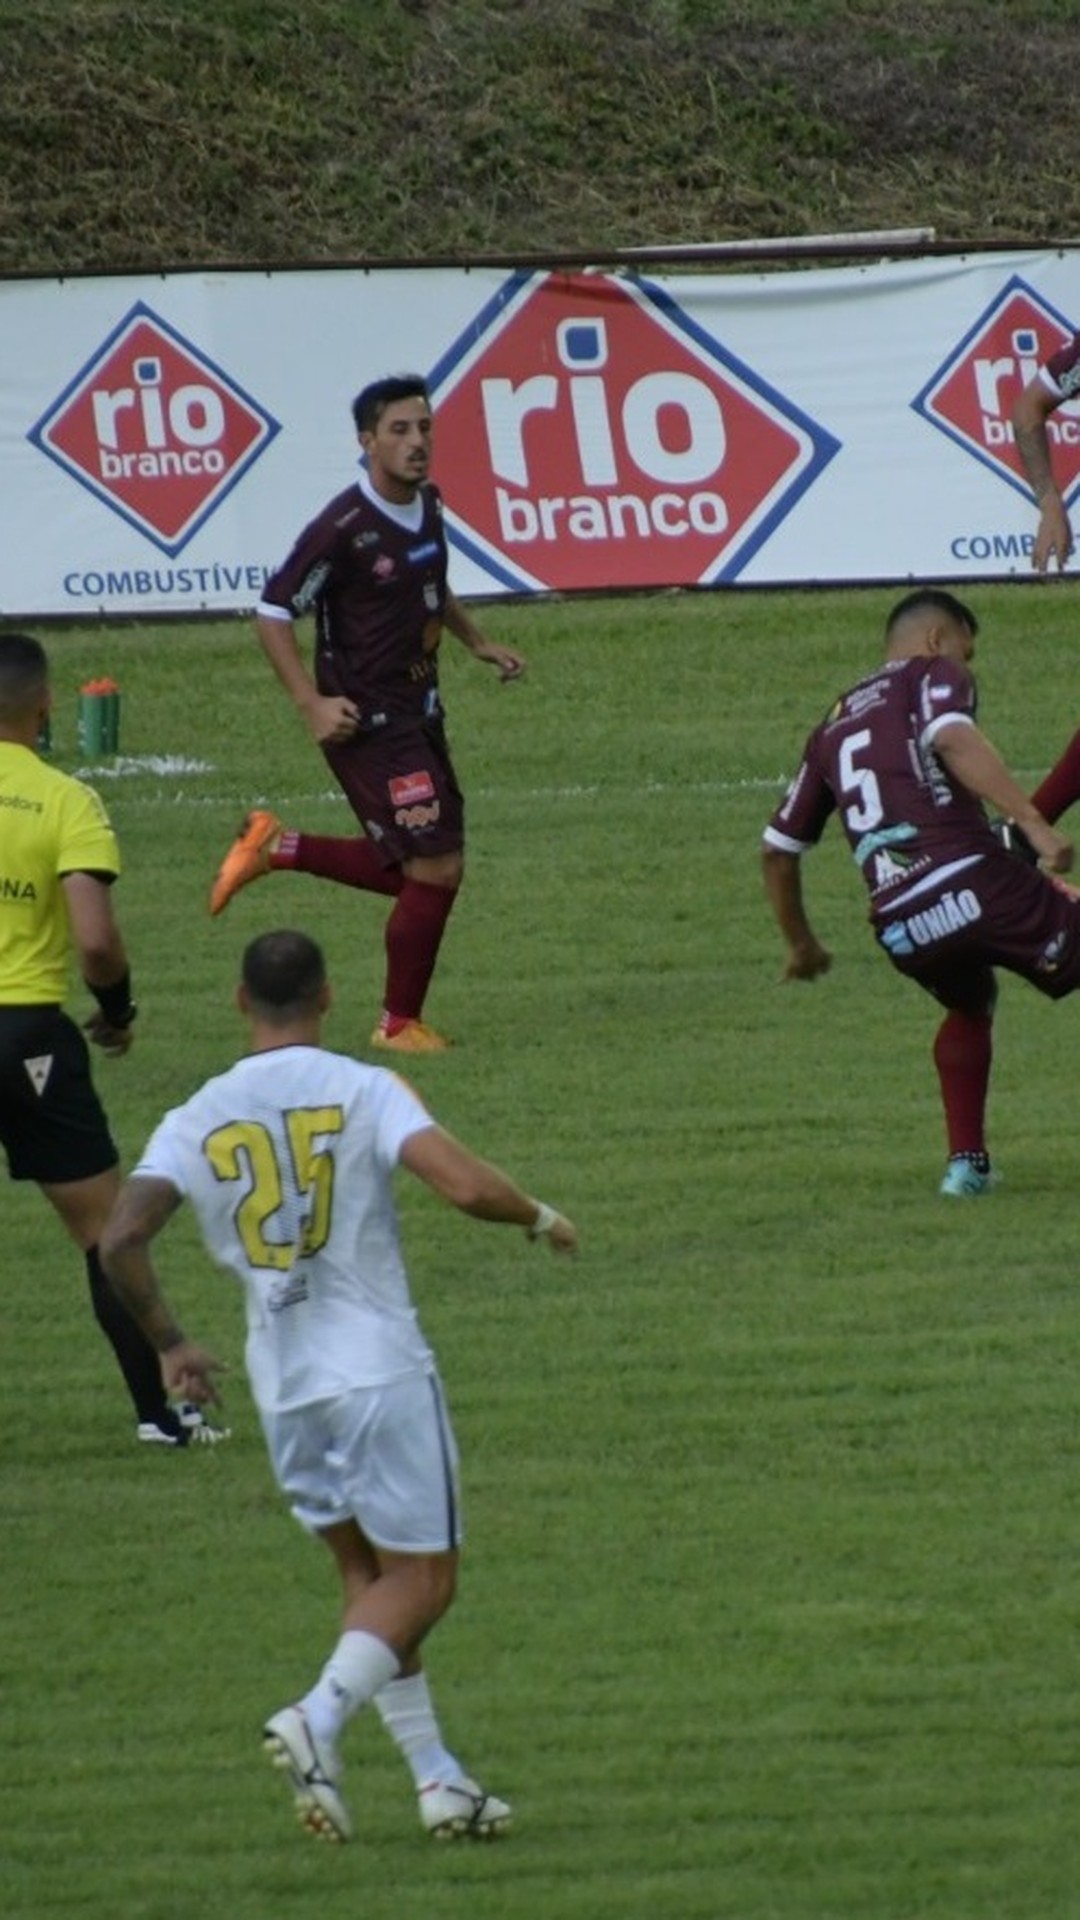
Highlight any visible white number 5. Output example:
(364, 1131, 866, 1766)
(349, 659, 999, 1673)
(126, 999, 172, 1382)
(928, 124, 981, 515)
(838, 729, 883, 833)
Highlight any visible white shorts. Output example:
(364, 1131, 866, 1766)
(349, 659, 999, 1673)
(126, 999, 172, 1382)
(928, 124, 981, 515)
(259, 1369, 462, 1551)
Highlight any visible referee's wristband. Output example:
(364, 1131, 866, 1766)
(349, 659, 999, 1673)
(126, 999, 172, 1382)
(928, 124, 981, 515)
(527, 1201, 558, 1240)
(89, 971, 138, 1028)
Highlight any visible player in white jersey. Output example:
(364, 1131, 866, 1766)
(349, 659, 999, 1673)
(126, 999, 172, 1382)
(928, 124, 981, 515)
(100, 928, 577, 1846)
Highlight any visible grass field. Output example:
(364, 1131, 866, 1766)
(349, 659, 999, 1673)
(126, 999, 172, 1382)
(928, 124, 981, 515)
(4, 581, 1080, 1920)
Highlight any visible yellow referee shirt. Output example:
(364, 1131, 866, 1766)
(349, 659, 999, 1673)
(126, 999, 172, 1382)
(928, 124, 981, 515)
(0, 742, 120, 1004)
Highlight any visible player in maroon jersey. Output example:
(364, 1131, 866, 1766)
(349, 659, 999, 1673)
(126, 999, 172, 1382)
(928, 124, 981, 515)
(1008, 336, 1080, 830)
(762, 587, 1079, 1195)
(208, 375, 525, 1054)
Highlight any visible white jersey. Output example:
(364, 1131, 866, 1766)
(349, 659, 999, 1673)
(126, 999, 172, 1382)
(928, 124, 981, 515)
(132, 1045, 437, 1413)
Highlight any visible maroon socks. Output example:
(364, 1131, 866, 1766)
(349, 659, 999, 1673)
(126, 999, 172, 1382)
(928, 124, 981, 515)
(933, 1008, 993, 1157)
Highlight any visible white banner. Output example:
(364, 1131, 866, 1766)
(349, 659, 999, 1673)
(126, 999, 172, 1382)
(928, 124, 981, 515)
(2, 250, 1078, 616)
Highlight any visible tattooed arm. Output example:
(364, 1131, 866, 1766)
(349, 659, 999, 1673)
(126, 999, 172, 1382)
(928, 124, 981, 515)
(100, 1176, 227, 1404)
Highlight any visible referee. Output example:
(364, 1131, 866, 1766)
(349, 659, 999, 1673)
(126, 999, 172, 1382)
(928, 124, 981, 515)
(0, 632, 225, 1446)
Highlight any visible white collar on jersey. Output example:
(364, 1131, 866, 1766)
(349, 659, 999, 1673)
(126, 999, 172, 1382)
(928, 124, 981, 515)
(356, 464, 425, 533)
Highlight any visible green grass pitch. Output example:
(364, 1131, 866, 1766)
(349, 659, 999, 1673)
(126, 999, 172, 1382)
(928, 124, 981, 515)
(3, 581, 1080, 1920)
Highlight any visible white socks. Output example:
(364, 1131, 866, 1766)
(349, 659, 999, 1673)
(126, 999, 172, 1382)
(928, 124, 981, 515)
(298, 1639, 463, 1788)
(300, 1629, 401, 1745)
(374, 1669, 462, 1786)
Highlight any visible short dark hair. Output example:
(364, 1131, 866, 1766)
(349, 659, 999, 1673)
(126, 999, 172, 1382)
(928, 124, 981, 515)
(351, 374, 430, 436)
(241, 930, 326, 1018)
(885, 587, 978, 639)
(0, 631, 48, 720)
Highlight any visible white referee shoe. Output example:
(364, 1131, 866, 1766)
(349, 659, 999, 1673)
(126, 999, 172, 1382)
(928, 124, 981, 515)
(263, 1704, 352, 1843)
(418, 1774, 512, 1839)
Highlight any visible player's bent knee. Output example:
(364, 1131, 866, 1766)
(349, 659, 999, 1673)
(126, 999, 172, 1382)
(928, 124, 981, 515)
(404, 851, 464, 890)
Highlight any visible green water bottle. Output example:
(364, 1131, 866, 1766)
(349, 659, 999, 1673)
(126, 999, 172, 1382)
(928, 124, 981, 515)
(100, 678, 120, 754)
(78, 678, 121, 759)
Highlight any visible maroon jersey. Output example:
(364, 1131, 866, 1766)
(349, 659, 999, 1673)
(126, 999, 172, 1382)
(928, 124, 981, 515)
(764, 654, 1002, 921)
(260, 480, 449, 729)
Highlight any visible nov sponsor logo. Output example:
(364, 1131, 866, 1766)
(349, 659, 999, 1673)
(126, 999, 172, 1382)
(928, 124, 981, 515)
(429, 271, 839, 590)
(28, 302, 280, 556)
(394, 801, 441, 830)
(912, 275, 1080, 501)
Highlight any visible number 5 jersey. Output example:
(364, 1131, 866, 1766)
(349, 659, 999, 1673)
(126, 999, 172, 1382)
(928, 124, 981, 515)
(763, 653, 1001, 919)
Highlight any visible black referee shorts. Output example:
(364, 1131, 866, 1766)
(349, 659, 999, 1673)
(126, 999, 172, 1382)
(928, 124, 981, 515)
(0, 1005, 118, 1183)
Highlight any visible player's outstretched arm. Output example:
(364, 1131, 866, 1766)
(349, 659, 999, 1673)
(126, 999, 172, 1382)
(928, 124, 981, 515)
(761, 845, 833, 981)
(400, 1124, 577, 1252)
(934, 722, 1074, 871)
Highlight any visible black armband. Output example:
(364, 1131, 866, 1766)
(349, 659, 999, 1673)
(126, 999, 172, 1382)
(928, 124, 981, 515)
(89, 971, 137, 1028)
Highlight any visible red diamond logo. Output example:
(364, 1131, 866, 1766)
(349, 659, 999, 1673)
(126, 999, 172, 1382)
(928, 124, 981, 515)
(28, 302, 279, 555)
(429, 271, 838, 590)
(913, 276, 1080, 501)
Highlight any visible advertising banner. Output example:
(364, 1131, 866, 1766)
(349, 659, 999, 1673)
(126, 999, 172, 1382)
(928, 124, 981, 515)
(2, 249, 1078, 616)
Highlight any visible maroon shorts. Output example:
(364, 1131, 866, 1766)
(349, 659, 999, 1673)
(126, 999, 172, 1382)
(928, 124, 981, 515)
(874, 853, 1080, 1011)
(322, 720, 464, 867)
